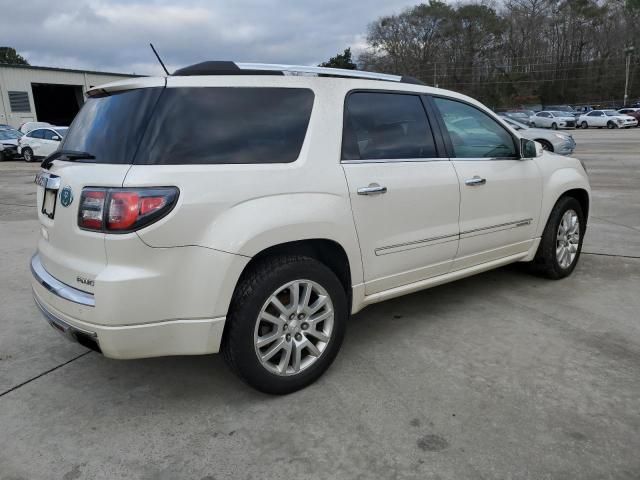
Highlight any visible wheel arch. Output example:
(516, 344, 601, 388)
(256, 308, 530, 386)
(235, 239, 353, 309)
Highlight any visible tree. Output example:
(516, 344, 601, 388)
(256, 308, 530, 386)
(319, 48, 357, 70)
(0, 47, 29, 65)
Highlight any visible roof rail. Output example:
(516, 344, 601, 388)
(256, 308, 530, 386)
(236, 63, 402, 82)
(172, 61, 425, 85)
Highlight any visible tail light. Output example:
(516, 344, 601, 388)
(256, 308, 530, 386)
(78, 187, 178, 233)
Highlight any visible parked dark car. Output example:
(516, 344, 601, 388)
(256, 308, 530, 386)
(617, 108, 640, 126)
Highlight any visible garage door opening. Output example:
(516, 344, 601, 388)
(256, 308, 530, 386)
(31, 83, 84, 126)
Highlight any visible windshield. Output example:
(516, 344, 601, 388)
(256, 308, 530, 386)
(604, 110, 618, 116)
(54, 127, 68, 137)
(550, 111, 571, 117)
(0, 129, 22, 140)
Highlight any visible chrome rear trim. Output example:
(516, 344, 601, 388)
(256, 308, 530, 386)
(30, 254, 95, 307)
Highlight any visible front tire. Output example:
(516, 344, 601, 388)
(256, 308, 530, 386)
(551, 122, 558, 130)
(22, 147, 34, 162)
(607, 121, 617, 129)
(222, 255, 347, 394)
(531, 196, 585, 279)
(581, 121, 588, 129)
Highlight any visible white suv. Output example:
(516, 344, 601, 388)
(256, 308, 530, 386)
(31, 62, 590, 394)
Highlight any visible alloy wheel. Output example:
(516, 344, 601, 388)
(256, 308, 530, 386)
(254, 279, 334, 376)
(556, 209, 580, 269)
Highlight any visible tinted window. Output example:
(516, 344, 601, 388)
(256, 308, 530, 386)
(29, 129, 45, 139)
(62, 88, 163, 164)
(434, 97, 517, 159)
(42, 130, 57, 140)
(342, 92, 436, 160)
(136, 88, 314, 165)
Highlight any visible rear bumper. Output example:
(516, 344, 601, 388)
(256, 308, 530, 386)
(31, 254, 226, 359)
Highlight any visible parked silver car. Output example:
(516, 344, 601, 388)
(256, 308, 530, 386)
(500, 116, 576, 155)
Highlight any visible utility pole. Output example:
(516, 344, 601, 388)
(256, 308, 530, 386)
(433, 62, 438, 88)
(623, 46, 635, 106)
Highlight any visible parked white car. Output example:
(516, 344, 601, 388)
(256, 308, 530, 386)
(31, 62, 590, 394)
(499, 116, 576, 155)
(578, 110, 638, 129)
(18, 127, 68, 162)
(530, 111, 577, 129)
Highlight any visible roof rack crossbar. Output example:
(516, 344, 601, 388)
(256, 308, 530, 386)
(235, 63, 402, 82)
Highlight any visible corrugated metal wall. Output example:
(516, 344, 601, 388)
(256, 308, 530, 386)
(0, 66, 138, 128)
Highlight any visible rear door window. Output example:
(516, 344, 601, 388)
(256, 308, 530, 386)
(342, 92, 437, 160)
(135, 87, 314, 165)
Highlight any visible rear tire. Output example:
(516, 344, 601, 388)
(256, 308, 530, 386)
(222, 255, 347, 394)
(530, 196, 585, 279)
(22, 147, 34, 162)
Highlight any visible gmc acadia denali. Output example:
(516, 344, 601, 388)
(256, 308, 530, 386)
(31, 61, 590, 394)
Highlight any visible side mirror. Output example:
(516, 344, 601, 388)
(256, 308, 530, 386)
(52, 135, 61, 141)
(520, 138, 541, 158)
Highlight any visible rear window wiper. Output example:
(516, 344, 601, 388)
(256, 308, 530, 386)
(41, 150, 96, 169)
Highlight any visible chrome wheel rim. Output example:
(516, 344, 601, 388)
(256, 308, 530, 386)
(556, 209, 580, 269)
(254, 279, 334, 376)
(24, 150, 31, 161)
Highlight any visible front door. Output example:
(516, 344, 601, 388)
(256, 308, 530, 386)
(430, 96, 543, 270)
(341, 91, 460, 295)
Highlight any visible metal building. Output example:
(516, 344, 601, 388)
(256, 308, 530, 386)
(0, 64, 139, 128)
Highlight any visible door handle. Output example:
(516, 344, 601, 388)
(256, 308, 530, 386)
(357, 183, 387, 195)
(465, 176, 486, 186)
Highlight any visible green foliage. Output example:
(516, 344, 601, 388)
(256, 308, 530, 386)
(319, 48, 357, 70)
(0, 47, 29, 65)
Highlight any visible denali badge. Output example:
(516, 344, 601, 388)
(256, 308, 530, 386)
(60, 186, 73, 207)
(76, 276, 95, 287)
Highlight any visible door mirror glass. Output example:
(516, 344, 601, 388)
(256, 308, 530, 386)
(52, 135, 60, 141)
(520, 138, 540, 158)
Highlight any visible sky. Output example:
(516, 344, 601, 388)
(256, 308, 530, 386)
(1, 0, 421, 76)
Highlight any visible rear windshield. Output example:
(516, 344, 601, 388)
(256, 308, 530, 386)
(135, 87, 314, 165)
(62, 88, 163, 164)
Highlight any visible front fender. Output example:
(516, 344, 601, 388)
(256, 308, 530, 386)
(536, 162, 591, 237)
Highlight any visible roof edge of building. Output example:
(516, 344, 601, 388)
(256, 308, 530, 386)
(0, 63, 144, 78)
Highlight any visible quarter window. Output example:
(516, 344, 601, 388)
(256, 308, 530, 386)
(342, 92, 437, 160)
(136, 87, 314, 165)
(433, 97, 517, 159)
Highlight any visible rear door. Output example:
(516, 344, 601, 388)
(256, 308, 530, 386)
(341, 91, 460, 294)
(429, 96, 542, 270)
